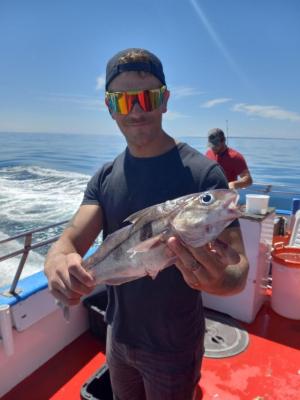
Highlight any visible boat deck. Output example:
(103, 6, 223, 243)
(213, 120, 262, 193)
(3, 299, 300, 400)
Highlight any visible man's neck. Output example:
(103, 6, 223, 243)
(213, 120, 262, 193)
(215, 144, 228, 155)
(127, 132, 177, 158)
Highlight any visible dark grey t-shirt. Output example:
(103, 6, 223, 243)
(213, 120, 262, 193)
(82, 142, 229, 352)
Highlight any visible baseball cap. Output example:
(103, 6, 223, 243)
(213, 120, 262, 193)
(207, 128, 225, 147)
(105, 48, 166, 90)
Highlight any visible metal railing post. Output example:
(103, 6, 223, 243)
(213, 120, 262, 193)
(0, 220, 70, 297)
(8, 233, 32, 295)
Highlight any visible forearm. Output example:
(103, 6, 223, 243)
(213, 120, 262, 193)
(229, 170, 253, 189)
(229, 177, 251, 189)
(46, 235, 78, 260)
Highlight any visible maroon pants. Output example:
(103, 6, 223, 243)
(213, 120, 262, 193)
(106, 325, 203, 400)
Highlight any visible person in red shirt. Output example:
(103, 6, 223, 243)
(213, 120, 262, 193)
(205, 128, 253, 189)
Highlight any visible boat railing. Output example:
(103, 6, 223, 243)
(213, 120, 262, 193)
(248, 183, 272, 194)
(246, 182, 300, 197)
(239, 182, 300, 214)
(0, 220, 69, 297)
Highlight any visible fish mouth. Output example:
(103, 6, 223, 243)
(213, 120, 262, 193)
(227, 207, 242, 219)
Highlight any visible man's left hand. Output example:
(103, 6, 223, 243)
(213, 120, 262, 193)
(167, 227, 249, 295)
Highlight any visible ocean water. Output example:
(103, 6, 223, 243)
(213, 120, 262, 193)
(0, 132, 300, 288)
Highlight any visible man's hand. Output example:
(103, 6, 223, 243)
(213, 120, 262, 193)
(167, 228, 249, 295)
(44, 204, 103, 306)
(45, 252, 96, 306)
(228, 168, 253, 190)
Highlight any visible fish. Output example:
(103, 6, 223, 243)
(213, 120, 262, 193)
(83, 189, 241, 285)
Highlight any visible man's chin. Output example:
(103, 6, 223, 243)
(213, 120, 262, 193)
(124, 129, 156, 145)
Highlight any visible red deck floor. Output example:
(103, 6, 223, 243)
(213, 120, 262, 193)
(3, 300, 300, 400)
(201, 302, 300, 399)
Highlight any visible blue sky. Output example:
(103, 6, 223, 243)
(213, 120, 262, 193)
(0, 0, 299, 138)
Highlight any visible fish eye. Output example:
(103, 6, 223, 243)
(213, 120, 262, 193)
(200, 192, 215, 205)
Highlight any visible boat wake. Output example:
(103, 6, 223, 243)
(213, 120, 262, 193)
(0, 165, 90, 288)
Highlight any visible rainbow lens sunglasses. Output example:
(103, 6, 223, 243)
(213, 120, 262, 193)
(105, 85, 167, 115)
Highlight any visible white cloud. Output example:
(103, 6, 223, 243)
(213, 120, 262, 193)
(96, 74, 106, 90)
(201, 98, 232, 108)
(164, 110, 190, 120)
(232, 103, 300, 122)
(44, 93, 106, 111)
(170, 86, 204, 99)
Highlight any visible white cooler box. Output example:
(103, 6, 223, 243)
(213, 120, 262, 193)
(202, 209, 275, 323)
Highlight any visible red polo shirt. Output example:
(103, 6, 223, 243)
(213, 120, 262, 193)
(205, 147, 248, 182)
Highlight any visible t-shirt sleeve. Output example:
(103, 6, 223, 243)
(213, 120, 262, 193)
(205, 149, 214, 159)
(201, 163, 229, 191)
(81, 162, 113, 206)
(235, 154, 248, 175)
(81, 171, 102, 206)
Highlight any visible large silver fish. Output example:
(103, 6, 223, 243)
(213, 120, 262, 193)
(83, 189, 240, 285)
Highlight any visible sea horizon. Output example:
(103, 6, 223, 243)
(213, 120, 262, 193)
(1, 131, 299, 140)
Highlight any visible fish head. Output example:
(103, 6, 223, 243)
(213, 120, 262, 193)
(171, 189, 240, 247)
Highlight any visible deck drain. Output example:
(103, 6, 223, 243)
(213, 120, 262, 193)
(204, 309, 249, 358)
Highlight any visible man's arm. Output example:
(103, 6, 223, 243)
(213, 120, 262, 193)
(44, 204, 103, 305)
(228, 168, 253, 190)
(167, 225, 249, 295)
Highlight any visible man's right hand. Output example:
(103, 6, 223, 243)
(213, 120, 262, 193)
(45, 252, 96, 306)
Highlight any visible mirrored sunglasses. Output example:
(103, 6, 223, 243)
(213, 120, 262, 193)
(105, 86, 167, 115)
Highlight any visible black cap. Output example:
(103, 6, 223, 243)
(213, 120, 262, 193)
(105, 48, 166, 90)
(208, 128, 225, 147)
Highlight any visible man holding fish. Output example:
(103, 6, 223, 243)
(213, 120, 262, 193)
(45, 48, 249, 400)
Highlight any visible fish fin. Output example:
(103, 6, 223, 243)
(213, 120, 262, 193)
(147, 268, 160, 280)
(55, 300, 70, 323)
(124, 193, 198, 232)
(127, 234, 164, 257)
(124, 204, 169, 231)
(84, 224, 133, 269)
(146, 256, 178, 279)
